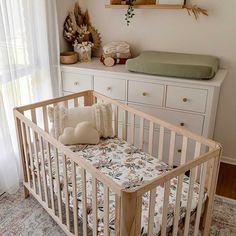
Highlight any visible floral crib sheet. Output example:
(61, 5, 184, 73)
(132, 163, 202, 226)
(35, 138, 206, 236)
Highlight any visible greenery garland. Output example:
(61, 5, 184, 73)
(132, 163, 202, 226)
(125, 0, 135, 26)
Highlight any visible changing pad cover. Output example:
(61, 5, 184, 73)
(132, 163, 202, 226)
(126, 51, 219, 79)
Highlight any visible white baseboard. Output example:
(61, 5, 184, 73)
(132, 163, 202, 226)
(221, 156, 236, 165)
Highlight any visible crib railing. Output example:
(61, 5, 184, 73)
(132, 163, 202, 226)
(14, 90, 222, 236)
(93, 91, 221, 236)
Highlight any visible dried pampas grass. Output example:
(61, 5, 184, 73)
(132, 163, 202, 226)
(184, 4, 208, 20)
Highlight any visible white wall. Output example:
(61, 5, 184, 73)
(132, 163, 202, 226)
(57, 0, 236, 160)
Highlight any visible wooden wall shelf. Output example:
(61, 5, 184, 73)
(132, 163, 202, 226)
(105, 4, 184, 9)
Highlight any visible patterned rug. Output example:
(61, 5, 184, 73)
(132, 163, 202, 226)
(0, 188, 236, 236)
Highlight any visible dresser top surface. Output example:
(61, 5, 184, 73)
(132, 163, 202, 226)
(61, 58, 227, 87)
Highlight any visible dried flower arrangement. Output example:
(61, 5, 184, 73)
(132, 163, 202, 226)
(63, 2, 101, 56)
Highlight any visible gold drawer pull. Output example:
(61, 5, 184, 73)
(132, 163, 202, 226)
(180, 122, 185, 127)
(142, 92, 148, 96)
(182, 97, 188, 102)
(106, 86, 112, 91)
(74, 82, 79, 86)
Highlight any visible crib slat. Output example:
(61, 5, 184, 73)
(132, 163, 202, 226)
(115, 194, 121, 236)
(31, 109, 40, 195)
(173, 174, 184, 236)
(193, 162, 207, 236)
(194, 142, 201, 182)
(54, 148, 62, 221)
(74, 98, 79, 107)
(172, 137, 188, 236)
(161, 181, 170, 236)
(39, 136, 49, 206)
(63, 100, 69, 109)
(114, 106, 118, 136)
(158, 126, 164, 161)
(148, 188, 156, 236)
(183, 167, 197, 236)
(46, 142, 55, 212)
(148, 122, 154, 155)
(81, 168, 88, 236)
(122, 110, 127, 141)
(31, 109, 38, 141)
(130, 113, 135, 145)
(92, 177, 98, 236)
(62, 155, 70, 231)
(20, 122, 30, 185)
(26, 126, 36, 191)
(104, 186, 109, 236)
(139, 118, 144, 149)
(168, 131, 176, 167)
(33, 131, 42, 198)
(135, 196, 142, 236)
(194, 142, 201, 158)
(181, 136, 188, 165)
(31, 108, 37, 124)
(72, 161, 79, 236)
(42, 106, 49, 132)
(172, 137, 188, 235)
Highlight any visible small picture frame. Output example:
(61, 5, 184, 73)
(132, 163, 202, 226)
(157, 0, 184, 6)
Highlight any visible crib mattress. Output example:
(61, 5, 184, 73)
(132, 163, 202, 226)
(36, 137, 205, 235)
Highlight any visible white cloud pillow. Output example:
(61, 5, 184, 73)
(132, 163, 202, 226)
(58, 121, 100, 145)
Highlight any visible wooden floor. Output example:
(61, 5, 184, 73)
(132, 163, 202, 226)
(216, 162, 236, 200)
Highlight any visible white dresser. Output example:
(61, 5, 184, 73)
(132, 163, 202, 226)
(61, 58, 226, 165)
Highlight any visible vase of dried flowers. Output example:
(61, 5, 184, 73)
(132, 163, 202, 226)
(77, 25, 90, 43)
(73, 41, 94, 63)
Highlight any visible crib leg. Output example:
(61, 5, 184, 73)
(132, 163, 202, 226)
(120, 191, 142, 236)
(23, 185, 30, 198)
(202, 153, 221, 236)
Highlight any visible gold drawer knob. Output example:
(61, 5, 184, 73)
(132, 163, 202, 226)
(106, 86, 112, 91)
(180, 122, 185, 127)
(142, 92, 148, 96)
(182, 97, 188, 102)
(74, 82, 79, 86)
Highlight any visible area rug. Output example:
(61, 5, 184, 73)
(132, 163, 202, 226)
(210, 196, 236, 235)
(0, 188, 236, 236)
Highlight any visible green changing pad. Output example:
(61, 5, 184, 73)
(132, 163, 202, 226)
(126, 51, 219, 80)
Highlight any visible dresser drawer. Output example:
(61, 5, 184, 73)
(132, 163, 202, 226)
(129, 104, 204, 135)
(166, 86, 207, 113)
(62, 72, 93, 93)
(94, 76, 126, 100)
(128, 81, 164, 106)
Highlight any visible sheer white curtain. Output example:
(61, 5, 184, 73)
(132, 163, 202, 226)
(0, 0, 60, 194)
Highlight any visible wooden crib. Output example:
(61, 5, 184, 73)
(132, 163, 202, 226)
(14, 90, 222, 236)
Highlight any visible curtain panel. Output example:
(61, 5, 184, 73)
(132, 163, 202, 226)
(0, 0, 60, 194)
